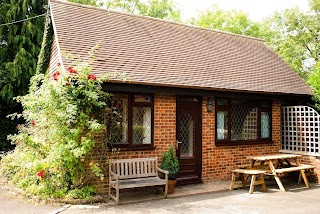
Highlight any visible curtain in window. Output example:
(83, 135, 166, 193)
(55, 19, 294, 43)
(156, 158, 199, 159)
(217, 111, 228, 140)
(261, 112, 270, 138)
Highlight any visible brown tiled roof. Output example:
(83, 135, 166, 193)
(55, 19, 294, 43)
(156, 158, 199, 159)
(49, 0, 312, 95)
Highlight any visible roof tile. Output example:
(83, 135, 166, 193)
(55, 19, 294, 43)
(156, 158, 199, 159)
(49, 0, 312, 95)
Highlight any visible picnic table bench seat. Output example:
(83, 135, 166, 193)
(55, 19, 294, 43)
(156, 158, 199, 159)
(109, 157, 168, 204)
(230, 169, 267, 194)
(274, 164, 315, 174)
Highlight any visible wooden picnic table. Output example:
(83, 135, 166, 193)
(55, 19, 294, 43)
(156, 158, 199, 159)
(247, 154, 315, 192)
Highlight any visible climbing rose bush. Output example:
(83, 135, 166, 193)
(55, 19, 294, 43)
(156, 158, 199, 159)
(0, 60, 112, 199)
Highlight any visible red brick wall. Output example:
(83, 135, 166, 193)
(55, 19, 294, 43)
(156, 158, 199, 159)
(88, 95, 283, 194)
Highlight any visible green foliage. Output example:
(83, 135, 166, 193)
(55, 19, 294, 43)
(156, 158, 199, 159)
(105, 0, 181, 21)
(68, 0, 181, 21)
(308, 63, 320, 111)
(190, 4, 264, 38)
(36, 14, 54, 74)
(137, 0, 181, 21)
(68, 0, 104, 7)
(66, 186, 97, 199)
(262, 1, 320, 79)
(160, 145, 179, 180)
(0, 58, 111, 199)
(0, 0, 47, 102)
(0, 0, 47, 152)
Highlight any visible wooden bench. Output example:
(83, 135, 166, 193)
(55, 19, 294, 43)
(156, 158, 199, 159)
(274, 164, 316, 187)
(109, 157, 168, 204)
(230, 169, 267, 194)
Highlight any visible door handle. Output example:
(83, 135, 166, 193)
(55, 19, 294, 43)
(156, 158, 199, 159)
(176, 140, 182, 144)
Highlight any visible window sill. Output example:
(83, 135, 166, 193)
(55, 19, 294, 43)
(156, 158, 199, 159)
(109, 145, 157, 151)
(215, 140, 274, 146)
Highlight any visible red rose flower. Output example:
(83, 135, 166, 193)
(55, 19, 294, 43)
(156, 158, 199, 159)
(56, 167, 60, 171)
(31, 119, 35, 126)
(37, 170, 45, 179)
(57, 62, 61, 66)
(68, 67, 77, 74)
(65, 82, 70, 86)
(87, 74, 97, 80)
(53, 71, 61, 80)
(116, 103, 120, 109)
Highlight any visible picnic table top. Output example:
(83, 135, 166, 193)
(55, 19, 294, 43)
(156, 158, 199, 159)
(247, 153, 302, 161)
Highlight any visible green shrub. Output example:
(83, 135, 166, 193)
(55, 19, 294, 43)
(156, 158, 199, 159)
(66, 186, 97, 199)
(0, 52, 115, 199)
(160, 145, 179, 180)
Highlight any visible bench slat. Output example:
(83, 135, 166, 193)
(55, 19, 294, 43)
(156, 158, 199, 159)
(110, 177, 166, 189)
(231, 169, 266, 175)
(275, 165, 315, 174)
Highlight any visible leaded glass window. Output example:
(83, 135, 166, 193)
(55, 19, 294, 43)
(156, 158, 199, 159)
(109, 93, 153, 149)
(133, 107, 151, 144)
(179, 113, 194, 157)
(110, 95, 128, 144)
(216, 98, 272, 143)
(261, 112, 271, 138)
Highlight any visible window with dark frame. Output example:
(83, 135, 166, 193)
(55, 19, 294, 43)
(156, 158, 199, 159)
(108, 93, 154, 149)
(216, 98, 272, 145)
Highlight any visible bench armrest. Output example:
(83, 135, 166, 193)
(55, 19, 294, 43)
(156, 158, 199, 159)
(109, 170, 119, 180)
(157, 167, 169, 175)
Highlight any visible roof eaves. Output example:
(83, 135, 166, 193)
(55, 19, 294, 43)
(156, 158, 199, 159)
(48, 0, 64, 70)
(106, 79, 312, 97)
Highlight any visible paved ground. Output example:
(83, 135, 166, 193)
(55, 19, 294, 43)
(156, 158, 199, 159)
(59, 182, 320, 214)
(1, 177, 320, 214)
(0, 186, 59, 214)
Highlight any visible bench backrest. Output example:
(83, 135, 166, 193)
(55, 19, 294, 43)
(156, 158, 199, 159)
(109, 157, 159, 179)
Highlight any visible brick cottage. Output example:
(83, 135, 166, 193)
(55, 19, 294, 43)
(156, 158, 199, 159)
(46, 0, 313, 194)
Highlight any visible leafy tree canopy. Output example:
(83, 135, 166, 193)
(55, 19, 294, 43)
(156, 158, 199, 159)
(0, 0, 47, 102)
(262, 2, 320, 79)
(189, 4, 264, 38)
(0, 0, 47, 151)
(68, 0, 181, 21)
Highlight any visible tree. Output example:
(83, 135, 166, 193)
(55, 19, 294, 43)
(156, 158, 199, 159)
(136, 0, 181, 21)
(69, 0, 181, 21)
(105, 0, 181, 21)
(67, 0, 103, 7)
(190, 4, 264, 38)
(0, 0, 47, 151)
(262, 1, 320, 79)
(308, 63, 320, 111)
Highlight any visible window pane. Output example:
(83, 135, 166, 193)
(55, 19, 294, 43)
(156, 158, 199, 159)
(231, 101, 258, 141)
(132, 107, 151, 144)
(179, 113, 194, 157)
(217, 111, 228, 140)
(217, 98, 228, 106)
(134, 95, 152, 103)
(261, 112, 271, 138)
(111, 95, 128, 144)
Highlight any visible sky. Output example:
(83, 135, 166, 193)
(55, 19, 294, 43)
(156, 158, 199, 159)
(173, 0, 310, 21)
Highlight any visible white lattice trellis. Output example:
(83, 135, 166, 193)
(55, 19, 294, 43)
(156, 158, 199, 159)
(281, 106, 320, 156)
